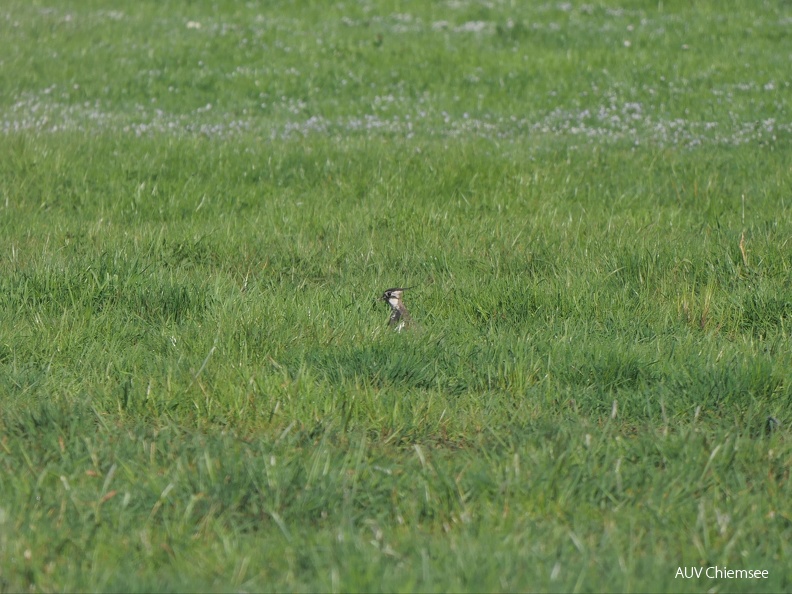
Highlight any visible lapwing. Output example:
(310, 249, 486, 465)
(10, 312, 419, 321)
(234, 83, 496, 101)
(380, 287, 413, 332)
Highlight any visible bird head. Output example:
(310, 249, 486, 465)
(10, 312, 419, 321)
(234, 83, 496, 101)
(380, 287, 411, 308)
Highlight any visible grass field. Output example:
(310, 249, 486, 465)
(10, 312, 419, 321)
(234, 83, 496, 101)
(1, 1, 791, 591)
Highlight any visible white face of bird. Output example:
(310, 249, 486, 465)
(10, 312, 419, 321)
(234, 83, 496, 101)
(381, 287, 412, 309)
(386, 290, 403, 307)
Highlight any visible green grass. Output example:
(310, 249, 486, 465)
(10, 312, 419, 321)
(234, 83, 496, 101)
(1, 1, 791, 592)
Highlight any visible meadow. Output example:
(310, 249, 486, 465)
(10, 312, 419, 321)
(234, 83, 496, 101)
(1, 0, 791, 591)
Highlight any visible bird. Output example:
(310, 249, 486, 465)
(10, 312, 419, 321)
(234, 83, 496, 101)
(380, 287, 413, 332)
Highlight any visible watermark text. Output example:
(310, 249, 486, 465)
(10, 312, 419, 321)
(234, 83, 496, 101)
(676, 567, 768, 579)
